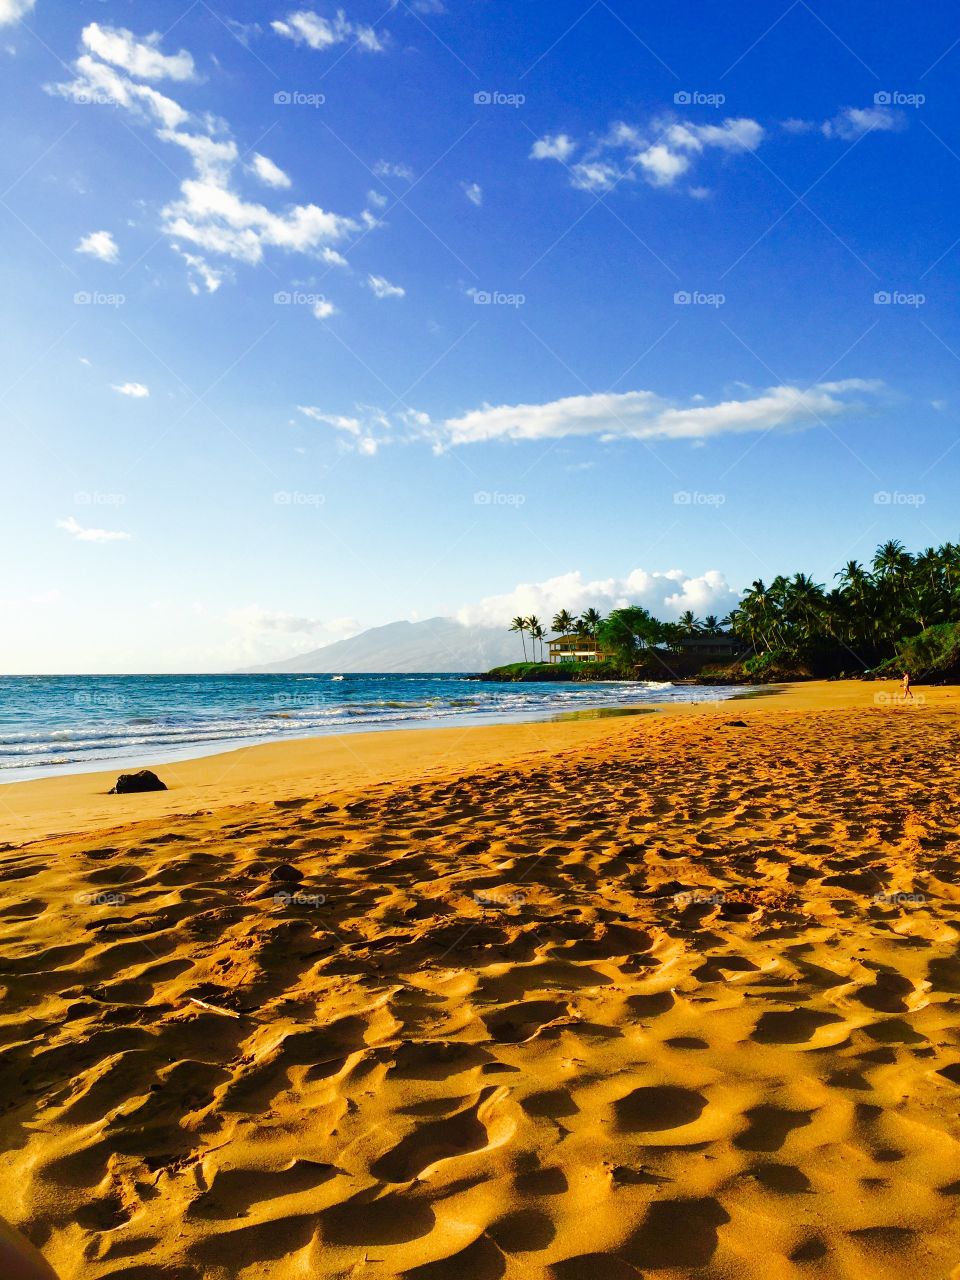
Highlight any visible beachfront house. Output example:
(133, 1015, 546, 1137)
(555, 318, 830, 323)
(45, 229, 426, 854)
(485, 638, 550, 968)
(548, 633, 607, 664)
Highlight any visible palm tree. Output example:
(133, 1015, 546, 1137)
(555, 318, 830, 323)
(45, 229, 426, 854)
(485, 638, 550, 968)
(703, 614, 721, 634)
(579, 607, 603, 637)
(525, 615, 544, 662)
(678, 610, 702, 635)
(531, 620, 546, 661)
(509, 615, 528, 661)
(552, 609, 575, 636)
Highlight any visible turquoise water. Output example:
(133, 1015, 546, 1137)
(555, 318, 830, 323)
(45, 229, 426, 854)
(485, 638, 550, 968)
(0, 674, 739, 780)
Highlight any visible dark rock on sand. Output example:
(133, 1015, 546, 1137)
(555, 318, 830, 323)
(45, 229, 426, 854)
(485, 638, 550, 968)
(109, 770, 167, 794)
(269, 863, 304, 884)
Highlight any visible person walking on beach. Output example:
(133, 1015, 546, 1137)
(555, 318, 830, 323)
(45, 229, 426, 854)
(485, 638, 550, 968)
(902, 671, 913, 700)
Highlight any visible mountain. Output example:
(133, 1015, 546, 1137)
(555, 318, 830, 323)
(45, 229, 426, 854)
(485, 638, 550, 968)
(243, 617, 524, 674)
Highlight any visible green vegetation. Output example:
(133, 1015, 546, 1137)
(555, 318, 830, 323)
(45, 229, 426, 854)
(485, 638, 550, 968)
(495, 539, 960, 684)
(729, 539, 960, 678)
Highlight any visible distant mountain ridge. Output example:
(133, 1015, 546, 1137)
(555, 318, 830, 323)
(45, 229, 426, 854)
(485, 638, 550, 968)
(242, 617, 522, 674)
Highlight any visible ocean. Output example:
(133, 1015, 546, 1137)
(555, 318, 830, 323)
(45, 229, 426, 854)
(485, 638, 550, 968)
(0, 673, 741, 780)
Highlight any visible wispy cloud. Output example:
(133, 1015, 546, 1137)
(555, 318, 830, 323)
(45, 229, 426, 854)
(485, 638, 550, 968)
(530, 133, 576, 162)
(303, 379, 884, 453)
(76, 230, 119, 262)
(111, 381, 150, 398)
(373, 159, 414, 182)
(57, 516, 132, 543)
(81, 23, 196, 81)
(248, 153, 292, 189)
(49, 24, 373, 289)
(532, 115, 764, 194)
(272, 9, 385, 53)
(367, 273, 405, 299)
(462, 181, 483, 206)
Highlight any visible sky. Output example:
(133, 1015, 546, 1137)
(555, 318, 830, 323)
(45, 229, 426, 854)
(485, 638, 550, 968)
(1, 0, 959, 672)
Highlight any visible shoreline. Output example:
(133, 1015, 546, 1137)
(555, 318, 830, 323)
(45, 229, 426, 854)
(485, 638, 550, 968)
(0, 684, 739, 787)
(0, 678, 925, 849)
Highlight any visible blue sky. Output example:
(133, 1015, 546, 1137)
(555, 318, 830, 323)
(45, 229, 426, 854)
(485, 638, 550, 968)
(1, 0, 959, 671)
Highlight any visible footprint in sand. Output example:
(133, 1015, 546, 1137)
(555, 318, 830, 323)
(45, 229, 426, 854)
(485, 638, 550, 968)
(371, 1086, 513, 1182)
(751, 1008, 847, 1045)
(190, 1159, 338, 1219)
(482, 999, 570, 1044)
(734, 1105, 813, 1152)
(613, 1085, 708, 1132)
(622, 1197, 730, 1270)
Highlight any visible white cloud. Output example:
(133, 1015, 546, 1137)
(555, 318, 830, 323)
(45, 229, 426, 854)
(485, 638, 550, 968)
(0, 0, 36, 24)
(313, 298, 338, 319)
(570, 160, 624, 192)
(821, 105, 905, 140)
(367, 272, 404, 299)
(272, 9, 385, 53)
(111, 381, 150, 398)
(57, 516, 131, 543)
(81, 23, 196, 81)
(294, 379, 882, 455)
(298, 403, 381, 454)
(49, 53, 188, 127)
(373, 159, 414, 182)
(635, 143, 690, 187)
(462, 181, 483, 206)
(456, 568, 741, 628)
(433, 380, 881, 448)
(538, 114, 765, 194)
(530, 133, 576, 162)
(249, 152, 292, 189)
(173, 246, 227, 294)
(227, 605, 324, 634)
(665, 119, 764, 152)
(50, 30, 368, 281)
(367, 189, 389, 209)
(76, 229, 119, 262)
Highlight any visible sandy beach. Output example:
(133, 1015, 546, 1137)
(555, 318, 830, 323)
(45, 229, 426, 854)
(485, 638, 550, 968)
(3, 679, 960, 1279)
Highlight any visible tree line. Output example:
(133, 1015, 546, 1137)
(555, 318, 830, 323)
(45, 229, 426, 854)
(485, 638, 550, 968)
(507, 539, 960, 673)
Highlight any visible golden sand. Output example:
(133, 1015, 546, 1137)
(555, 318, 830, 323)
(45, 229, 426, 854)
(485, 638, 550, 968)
(3, 680, 960, 1279)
